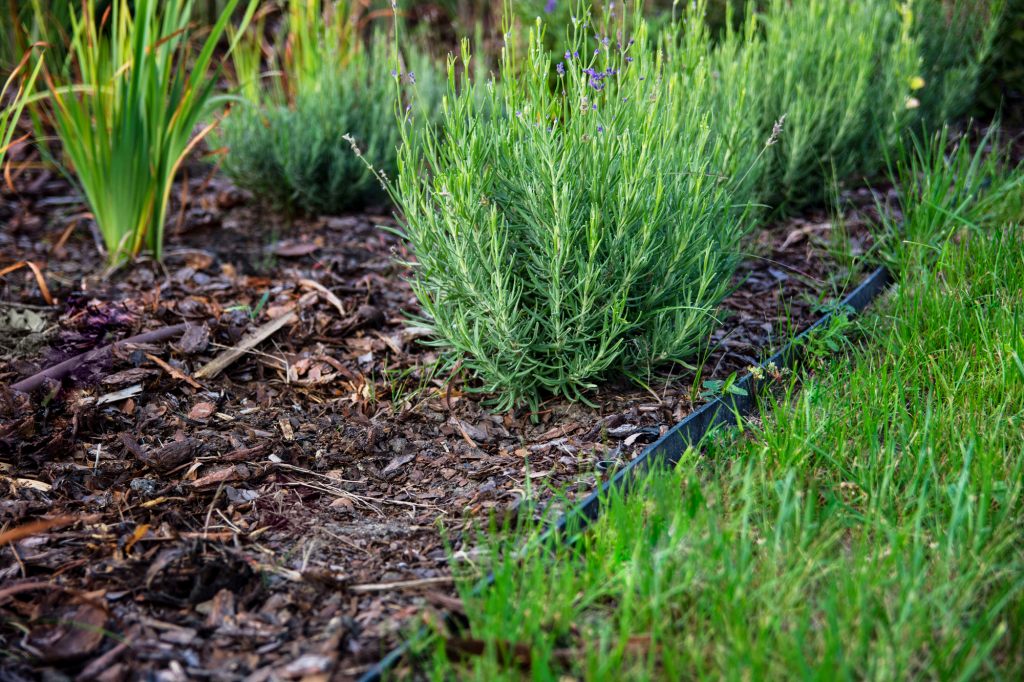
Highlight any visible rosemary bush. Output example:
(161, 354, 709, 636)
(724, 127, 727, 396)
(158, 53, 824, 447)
(389, 14, 759, 409)
(751, 0, 918, 210)
(43, 0, 257, 265)
(216, 0, 438, 215)
(914, 0, 1005, 127)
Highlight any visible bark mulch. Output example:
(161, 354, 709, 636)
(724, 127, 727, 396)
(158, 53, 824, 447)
(0, 149, 877, 680)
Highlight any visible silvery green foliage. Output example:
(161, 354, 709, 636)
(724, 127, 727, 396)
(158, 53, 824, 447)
(752, 0, 919, 210)
(216, 5, 438, 216)
(390, 15, 758, 410)
(217, 38, 403, 214)
(914, 0, 1005, 127)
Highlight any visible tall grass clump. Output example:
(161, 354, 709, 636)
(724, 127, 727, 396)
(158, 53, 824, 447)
(215, 0, 437, 216)
(41, 0, 257, 266)
(751, 0, 918, 210)
(881, 126, 1022, 270)
(387, 8, 762, 410)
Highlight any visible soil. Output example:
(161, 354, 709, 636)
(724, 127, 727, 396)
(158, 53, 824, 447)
(0, 142, 878, 680)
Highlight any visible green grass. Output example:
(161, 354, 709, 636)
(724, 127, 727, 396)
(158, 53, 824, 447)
(408, 132, 1024, 679)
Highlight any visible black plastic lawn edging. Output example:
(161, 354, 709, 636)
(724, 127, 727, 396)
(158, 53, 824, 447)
(358, 266, 893, 682)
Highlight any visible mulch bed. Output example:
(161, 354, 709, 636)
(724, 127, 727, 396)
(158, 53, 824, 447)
(0, 148, 876, 680)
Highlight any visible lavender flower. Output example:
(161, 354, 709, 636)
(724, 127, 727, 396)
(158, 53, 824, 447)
(556, 62, 565, 76)
(544, 0, 557, 13)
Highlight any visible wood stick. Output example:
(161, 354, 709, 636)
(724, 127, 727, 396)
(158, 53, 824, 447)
(347, 576, 454, 593)
(11, 324, 188, 393)
(194, 312, 297, 380)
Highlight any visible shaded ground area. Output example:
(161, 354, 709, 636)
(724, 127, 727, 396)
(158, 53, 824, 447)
(1, 152, 874, 679)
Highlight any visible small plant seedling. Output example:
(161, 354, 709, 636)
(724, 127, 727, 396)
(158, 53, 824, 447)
(225, 291, 271, 321)
(700, 374, 749, 401)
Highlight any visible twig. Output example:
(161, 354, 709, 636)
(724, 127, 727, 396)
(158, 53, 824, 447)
(348, 576, 454, 593)
(11, 324, 188, 393)
(203, 482, 225, 541)
(0, 516, 76, 546)
(194, 312, 297, 380)
(145, 352, 202, 389)
(75, 640, 132, 682)
(0, 260, 55, 305)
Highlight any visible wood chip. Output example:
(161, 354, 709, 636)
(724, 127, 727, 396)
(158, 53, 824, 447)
(96, 384, 143, 406)
(195, 311, 297, 380)
(298, 278, 346, 316)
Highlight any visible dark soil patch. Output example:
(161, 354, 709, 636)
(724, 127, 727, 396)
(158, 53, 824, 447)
(1, 146, 878, 679)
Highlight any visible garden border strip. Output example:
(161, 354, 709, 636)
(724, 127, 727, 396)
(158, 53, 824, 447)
(357, 265, 893, 682)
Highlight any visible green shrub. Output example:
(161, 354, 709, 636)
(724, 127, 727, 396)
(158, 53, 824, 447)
(42, 0, 257, 266)
(387, 13, 761, 410)
(751, 0, 918, 210)
(974, 0, 1023, 120)
(915, 0, 1005, 127)
(678, 1, 766, 202)
(215, 0, 438, 216)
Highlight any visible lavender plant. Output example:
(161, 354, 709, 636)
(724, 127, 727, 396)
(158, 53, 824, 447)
(914, 0, 1005, 127)
(386, 10, 760, 409)
(215, 0, 438, 216)
(750, 0, 918, 210)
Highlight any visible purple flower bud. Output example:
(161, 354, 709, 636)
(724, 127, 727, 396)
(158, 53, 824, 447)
(597, 125, 604, 133)
(544, 0, 557, 13)
(556, 62, 565, 75)
(565, 51, 572, 60)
